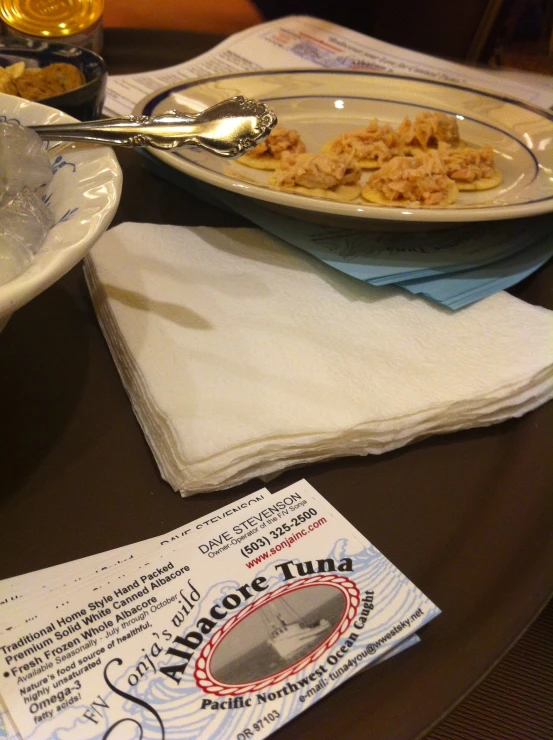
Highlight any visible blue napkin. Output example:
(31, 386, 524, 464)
(139, 151, 553, 310)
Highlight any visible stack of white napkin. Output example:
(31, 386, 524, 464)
(84, 223, 553, 496)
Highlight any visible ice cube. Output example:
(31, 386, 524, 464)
(0, 234, 32, 286)
(0, 122, 53, 203)
(0, 187, 54, 255)
(0, 187, 54, 285)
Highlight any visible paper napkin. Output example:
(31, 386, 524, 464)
(84, 223, 553, 496)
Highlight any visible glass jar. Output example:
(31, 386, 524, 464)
(0, 0, 105, 52)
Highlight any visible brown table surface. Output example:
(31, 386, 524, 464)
(1, 28, 553, 740)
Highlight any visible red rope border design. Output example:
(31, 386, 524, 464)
(194, 575, 360, 696)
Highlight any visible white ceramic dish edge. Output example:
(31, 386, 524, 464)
(0, 94, 122, 321)
(135, 70, 553, 225)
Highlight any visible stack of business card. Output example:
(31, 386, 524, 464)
(0, 481, 440, 740)
(140, 152, 553, 311)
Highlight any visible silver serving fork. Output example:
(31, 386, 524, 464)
(30, 96, 277, 157)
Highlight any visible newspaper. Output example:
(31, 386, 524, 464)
(0, 480, 439, 739)
(104, 15, 553, 117)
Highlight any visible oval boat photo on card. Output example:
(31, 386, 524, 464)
(195, 576, 360, 695)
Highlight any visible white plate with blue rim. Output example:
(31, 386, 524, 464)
(0, 93, 122, 326)
(134, 69, 553, 227)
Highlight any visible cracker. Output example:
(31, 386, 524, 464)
(270, 180, 361, 202)
(454, 169, 502, 191)
(237, 153, 281, 170)
(0, 73, 18, 96)
(15, 63, 85, 101)
(361, 182, 458, 207)
(0, 62, 25, 95)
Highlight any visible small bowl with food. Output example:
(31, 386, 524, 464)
(0, 37, 106, 120)
(0, 92, 122, 329)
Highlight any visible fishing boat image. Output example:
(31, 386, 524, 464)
(262, 597, 331, 660)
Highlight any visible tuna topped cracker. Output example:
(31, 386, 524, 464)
(238, 125, 306, 170)
(270, 151, 362, 202)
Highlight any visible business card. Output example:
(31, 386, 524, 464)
(0, 490, 276, 633)
(0, 481, 439, 739)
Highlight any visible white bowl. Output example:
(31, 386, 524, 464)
(0, 93, 122, 327)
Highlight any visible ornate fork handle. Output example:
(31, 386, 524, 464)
(30, 96, 277, 157)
